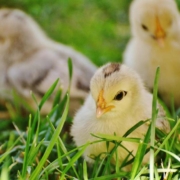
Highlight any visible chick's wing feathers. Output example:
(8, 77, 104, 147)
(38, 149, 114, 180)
(7, 49, 60, 97)
(7, 49, 90, 99)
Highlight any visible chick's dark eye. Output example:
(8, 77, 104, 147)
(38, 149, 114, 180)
(114, 91, 127, 101)
(141, 24, 148, 31)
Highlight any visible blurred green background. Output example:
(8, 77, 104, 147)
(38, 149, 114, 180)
(0, 0, 132, 66)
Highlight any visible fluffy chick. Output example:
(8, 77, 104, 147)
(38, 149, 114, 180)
(71, 63, 170, 170)
(123, 0, 180, 108)
(0, 8, 97, 114)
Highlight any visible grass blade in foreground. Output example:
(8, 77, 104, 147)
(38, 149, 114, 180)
(29, 94, 69, 180)
(83, 160, 88, 180)
(60, 143, 89, 180)
(21, 116, 32, 178)
(39, 78, 59, 110)
(0, 136, 21, 163)
(150, 67, 160, 180)
(130, 126, 151, 179)
(46, 115, 80, 178)
(68, 58, 73, 84)
(130, 67, 160, 179)
(155, 118, 180, 156)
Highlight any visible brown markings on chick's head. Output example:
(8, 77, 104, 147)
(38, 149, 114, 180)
(103, 63, 121, 78)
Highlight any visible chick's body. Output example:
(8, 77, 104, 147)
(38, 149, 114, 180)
(71, 63, 170, 169)
(0, 8, 96, 114)
(124, 0, 180, 108)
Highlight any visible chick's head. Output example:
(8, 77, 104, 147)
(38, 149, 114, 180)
(130, 0, 179, 46)
(90, 63, 145, 119)
(0, 9, 32, 38)
(0, 8, 47, 53)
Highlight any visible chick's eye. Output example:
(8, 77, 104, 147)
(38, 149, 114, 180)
(141, 24, 148, 31)
(114, 91, 127, 101)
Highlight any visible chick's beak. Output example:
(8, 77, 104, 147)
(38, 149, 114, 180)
(96, 90, 115, 118)
(96, 105, 115, 118)
(155, 17, 166, 47)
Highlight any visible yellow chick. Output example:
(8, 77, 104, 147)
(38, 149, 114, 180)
(0, 8, 97, 115)
(123, 0, 180, 109)
(71, 63, 170, 170)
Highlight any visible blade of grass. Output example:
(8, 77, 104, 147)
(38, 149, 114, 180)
(150, 67, 160, 180)
(29, 94, 69, 180)
(154, 165, 161, 180)
(39, 78, 59, 110)
(91, 154, 106, 178)
(55, 93, 67, 119)
(39, 142, 94, 178)
(52, 87, 62, 108)
(60, 142, 90, 180)
(134, 166, 148, 180)
(155, 147, 180, 162)
(0, 163, 9, 180)
(102, 142, 132, 174)
(0, 132, 15, 180)
(34, 109, 41, 144)
(46, 115, 80, 178)
(89, 172, 129, 180)
(27, 139, 44, 166)
(130, 124, 151, 179)
(0, 135, 22, 163)
(93, 154, 106, 177)
(68, 58, 73, 85)
(31, 79, 59, 145)
(120, 150, 134, 169)
(0, 139, 22, 163)
(123, 119, 150, 137)
(115, 141, 120, 180)
(130, 67, 160, 179)
(56, 142, 63, 170)
(155, 118, 180, 156)
(21, 115, 32, 178)
(95, 134, 141, 143)
(83, 160, 88, 180)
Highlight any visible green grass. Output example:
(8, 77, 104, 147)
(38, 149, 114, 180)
(0, 1, 180, 179)
(0, 66, 179, 179)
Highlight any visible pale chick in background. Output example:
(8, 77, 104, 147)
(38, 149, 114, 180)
(71, 63, 170, 170)
(124, 0, 180, 109)
(0, 8, 97, 115)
